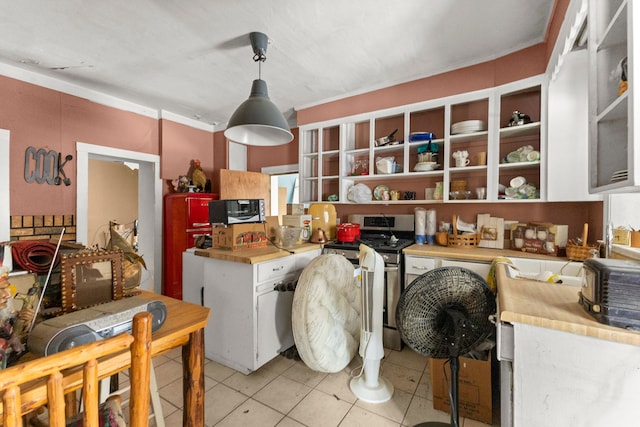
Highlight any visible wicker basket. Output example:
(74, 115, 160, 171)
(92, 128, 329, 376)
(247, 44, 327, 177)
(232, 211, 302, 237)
(450, 180, 467, 192)
(565, 243, 599, 261)
(448, 233, 480, 248)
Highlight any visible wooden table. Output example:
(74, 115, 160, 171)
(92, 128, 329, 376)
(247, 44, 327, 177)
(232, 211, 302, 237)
(1, 291, 210, 427)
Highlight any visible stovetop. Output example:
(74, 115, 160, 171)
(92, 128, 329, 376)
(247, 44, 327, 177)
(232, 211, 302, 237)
(323, 214, 416, 261)
(323, 236, 414, 253)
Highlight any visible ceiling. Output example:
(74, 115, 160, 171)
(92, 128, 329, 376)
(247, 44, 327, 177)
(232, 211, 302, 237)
(0, 0, 555, 129)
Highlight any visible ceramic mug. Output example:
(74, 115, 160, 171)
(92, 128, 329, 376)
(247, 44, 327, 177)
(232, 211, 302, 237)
(455, 158, 470, 167)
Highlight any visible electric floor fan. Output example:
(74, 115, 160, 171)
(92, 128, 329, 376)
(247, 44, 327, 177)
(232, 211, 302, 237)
(349, 244, 394, 403)
(396, 266, 496, 427)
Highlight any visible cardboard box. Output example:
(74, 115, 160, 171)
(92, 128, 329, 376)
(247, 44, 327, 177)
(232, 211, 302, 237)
(212, 223, 269, 251)
(286, 203, 305, 215)
(510, 222, 568, 256)
(431, 352, 492, 424)
(282, 214, 312, 241)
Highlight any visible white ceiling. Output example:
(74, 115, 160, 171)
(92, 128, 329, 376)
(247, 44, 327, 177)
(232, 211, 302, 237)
(0, 0, 555, 129)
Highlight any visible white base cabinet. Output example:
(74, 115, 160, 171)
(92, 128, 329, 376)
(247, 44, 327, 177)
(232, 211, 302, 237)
(501, 323, 640, 426)
(201, 249, 320, 374)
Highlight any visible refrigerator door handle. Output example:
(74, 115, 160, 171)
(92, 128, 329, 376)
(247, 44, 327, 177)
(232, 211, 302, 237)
(192, 222, 211, 228)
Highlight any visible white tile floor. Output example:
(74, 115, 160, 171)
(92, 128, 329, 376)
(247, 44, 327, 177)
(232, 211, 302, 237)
(138, 346, 500, 427)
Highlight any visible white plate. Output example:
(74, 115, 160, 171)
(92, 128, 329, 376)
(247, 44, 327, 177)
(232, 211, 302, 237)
(451, 120, 486, 135)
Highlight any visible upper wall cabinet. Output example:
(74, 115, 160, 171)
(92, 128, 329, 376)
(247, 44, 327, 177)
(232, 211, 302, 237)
(588, 0, 640, 192)
(299, 76, 547, 205)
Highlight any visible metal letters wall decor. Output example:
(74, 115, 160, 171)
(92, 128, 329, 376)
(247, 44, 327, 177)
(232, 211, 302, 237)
(24, 147, 73, 186)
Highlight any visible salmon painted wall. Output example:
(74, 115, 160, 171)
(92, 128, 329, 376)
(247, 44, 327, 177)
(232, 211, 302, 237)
(0, 75, 160, 215)
(0, 75, 222, 214)
(246, 128, 300, 172)
(160, 119, 214, 189)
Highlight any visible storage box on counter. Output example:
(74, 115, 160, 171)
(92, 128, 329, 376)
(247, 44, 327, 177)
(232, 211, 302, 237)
(431, 351, 492, 424)
(286, 203, 306, 215)
(282, 214, 312, 242)
(510, 222, 568, 256)
(212, 223, 269, 251)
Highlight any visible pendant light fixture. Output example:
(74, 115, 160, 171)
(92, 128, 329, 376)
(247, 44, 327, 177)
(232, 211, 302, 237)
(224, 32, 293, 146)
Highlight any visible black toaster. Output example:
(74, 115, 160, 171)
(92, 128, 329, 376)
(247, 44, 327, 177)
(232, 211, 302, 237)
(579, 258, 640, 331)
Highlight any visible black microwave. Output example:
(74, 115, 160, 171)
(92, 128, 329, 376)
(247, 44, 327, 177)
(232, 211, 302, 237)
(208, 199, 266, 225)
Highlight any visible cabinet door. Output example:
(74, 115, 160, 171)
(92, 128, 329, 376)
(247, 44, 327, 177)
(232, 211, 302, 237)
(440, 259, 491, 278)
(548, 50, 601, 201)
(256, 289, 295, 367)
(588, 0, 635, 192)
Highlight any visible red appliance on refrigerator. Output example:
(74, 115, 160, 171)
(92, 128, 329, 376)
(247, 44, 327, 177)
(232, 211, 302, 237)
(163, 192, 219, 299)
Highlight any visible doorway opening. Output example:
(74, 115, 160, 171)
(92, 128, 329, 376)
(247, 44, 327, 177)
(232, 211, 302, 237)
(76, 143, 162, 294)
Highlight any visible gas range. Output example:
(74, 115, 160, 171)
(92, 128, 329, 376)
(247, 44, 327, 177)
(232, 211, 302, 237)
(322, 214, 415, 263)
(322, 238, 414, 264)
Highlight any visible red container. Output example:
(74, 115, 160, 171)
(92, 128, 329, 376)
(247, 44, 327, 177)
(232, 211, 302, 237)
(336, 223, 361, 243)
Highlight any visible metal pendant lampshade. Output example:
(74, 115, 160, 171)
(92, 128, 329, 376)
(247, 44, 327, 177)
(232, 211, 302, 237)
(224, 32, 293, 146)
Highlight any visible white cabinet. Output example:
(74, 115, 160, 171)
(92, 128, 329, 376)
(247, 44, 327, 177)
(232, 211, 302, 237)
(440, 258, 491, 278)
(200, 249, 321, 374)
(500, 323, 640, 426)
(405, 254, 491, 286)
(405, 255, 437, 287)
(548, 49, 602, 201)
(588, 0, 640, 192)
(299, 76, 546, 204)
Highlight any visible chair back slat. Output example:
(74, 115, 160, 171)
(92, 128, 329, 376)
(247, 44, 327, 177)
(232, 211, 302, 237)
(47, 372, 65, 427)
(2, 386, 20, 427)
(0, 311, 152, 427)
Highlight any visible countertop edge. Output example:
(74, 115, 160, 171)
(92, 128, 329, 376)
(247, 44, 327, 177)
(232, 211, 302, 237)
(496, 263, 640, 346)
(193, 243, 322, 263)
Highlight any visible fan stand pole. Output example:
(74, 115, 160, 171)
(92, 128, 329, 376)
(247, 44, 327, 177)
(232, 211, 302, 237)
(415, 357, 460, 427)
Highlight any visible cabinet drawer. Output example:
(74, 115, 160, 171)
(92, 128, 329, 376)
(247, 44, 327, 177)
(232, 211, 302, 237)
(405, 255, 437, 275)
(257, 256, 297, 282)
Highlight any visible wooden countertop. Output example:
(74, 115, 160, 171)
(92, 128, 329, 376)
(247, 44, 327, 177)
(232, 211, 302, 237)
(194, 243, 322, 264)
(496, 263, 640, 346)
(403, 243, 568, 262)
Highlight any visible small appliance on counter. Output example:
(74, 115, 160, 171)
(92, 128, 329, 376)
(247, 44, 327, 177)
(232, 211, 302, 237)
(208, 199, 266, 225)
(579, 258, 640, 330)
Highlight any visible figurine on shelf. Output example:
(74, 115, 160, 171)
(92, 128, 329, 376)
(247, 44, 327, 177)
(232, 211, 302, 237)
(186, 159, 208, 192)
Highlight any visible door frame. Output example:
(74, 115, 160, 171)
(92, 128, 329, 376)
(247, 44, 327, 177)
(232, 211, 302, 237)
(0, 129, 9, 242)
(76, 142, 162, 294)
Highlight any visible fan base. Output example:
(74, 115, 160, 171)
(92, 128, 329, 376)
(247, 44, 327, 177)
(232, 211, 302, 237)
(349, 375, 393, 403)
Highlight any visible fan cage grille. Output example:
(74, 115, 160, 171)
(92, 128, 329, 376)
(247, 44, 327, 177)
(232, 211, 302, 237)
(397, 266, 496, 359)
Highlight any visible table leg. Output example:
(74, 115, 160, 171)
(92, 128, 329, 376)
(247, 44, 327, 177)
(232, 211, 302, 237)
(182, 328, 205, 427)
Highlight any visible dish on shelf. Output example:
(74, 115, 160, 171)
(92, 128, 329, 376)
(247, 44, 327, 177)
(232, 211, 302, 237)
(347, 184, 373, 203)
(449, 191, 472, 200)
(373, 184, 390, 200)
(414, 162, 439, 172)
(451, 120, 486, 135)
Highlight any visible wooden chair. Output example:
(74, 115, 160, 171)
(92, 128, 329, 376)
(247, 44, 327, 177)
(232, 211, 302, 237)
(0, 311, 152, 427)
